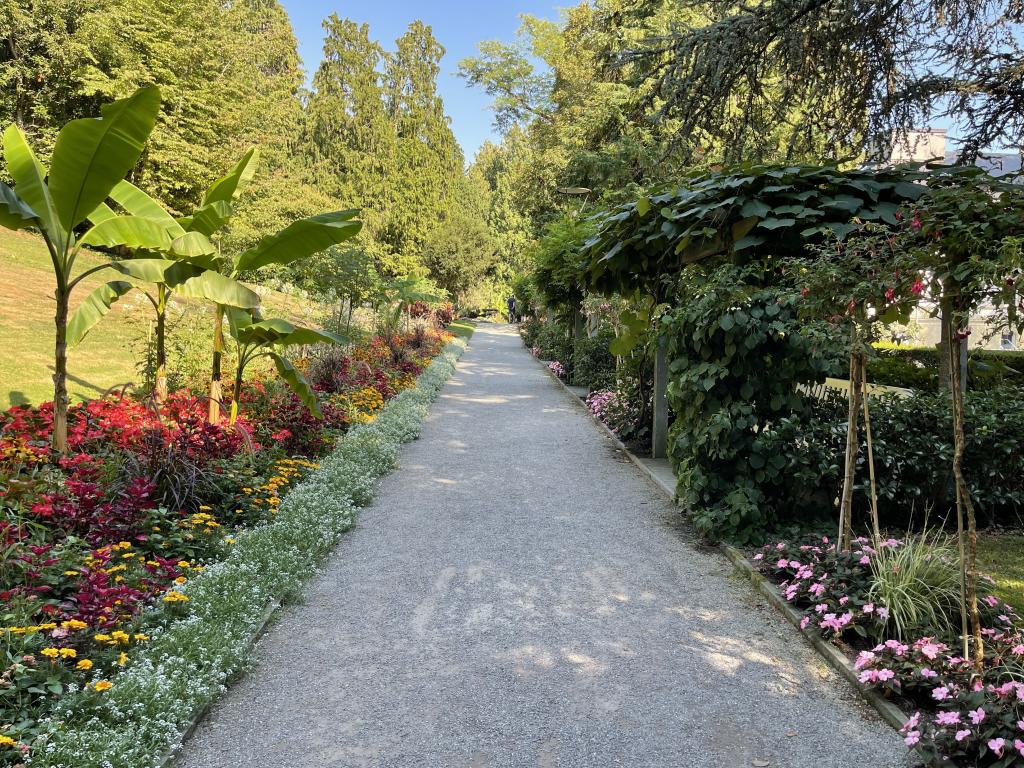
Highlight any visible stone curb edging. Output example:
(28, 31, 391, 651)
(155, 340, 468, 768)
(535, 353, 911, 737)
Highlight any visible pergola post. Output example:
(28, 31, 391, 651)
(652, 334, 668, 458)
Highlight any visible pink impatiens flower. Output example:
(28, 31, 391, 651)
(955, 730, 971, 742)
(988, 738, 1006, 757)
(919, 668, 937, 679)
(918, 641, 941, 660)
(932, 686, 950, 701)
(862, 603, 874, 614)
(859, 555, 870, 565)
(904, 731, 920, 746)
(969, 707, 986, 725)
(877, 607, 890, 620)
(935, 711, 960, 726)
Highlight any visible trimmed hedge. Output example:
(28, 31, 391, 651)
(865, 347, 1024, 391)
(29, 339, 468, 768)
(761, 387, 1024, 531)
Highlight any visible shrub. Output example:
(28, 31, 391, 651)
(865, 347, 1024, 391)
(533, 321, 573, 377)
(519, 316, 543, 349)
(761, 388, 1024, 530)
(571, 331, 616, 390)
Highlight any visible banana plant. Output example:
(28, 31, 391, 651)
(225, 308, 344, 423)
(379, 276, 445, 334)
(207, 207, 363, 424)
(69, 159, 262, 402)
(0, 87, 165, 452)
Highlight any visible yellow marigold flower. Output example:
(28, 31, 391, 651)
(40, 647, 60, 659)
(39, 623, 56, 630)
(121, 552, 136, 559)
(133, 634, 149, 642)
(177, 561, 191, 568)
(58, 648, 76, 659)
(64, 570, 81, 576)
(163, 592, 189, 603)
(75, 659, 93, 671)
(224, 538, 235, 545)
(199, 505, 211, 511)
(174, 576, 187, 585)
(61, 619, 87, 630)
(93, 680, 112, 692)
(93, 634, 111, 643)
(110, 630, 130, 644)
(117, 652, 128, 665)
(0, 734, 17, 747)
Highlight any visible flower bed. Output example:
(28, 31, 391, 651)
(0, 327, 458, 766)
(754, 537, 1024, 766)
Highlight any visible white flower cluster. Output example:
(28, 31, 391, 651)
(28, 338, 468, 768)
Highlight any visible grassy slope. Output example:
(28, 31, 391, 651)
(447, 319, 475, 340)
(0, 229, 323, 407)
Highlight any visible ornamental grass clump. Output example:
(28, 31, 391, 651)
(868, 529, 963, 642)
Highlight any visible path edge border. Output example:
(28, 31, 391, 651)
(536, 357, 910, 736)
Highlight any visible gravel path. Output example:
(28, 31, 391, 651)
(179, 323, 911, 768)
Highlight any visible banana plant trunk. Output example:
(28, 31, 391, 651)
(52, 285, 70, 454)
(208, 304, 225, 424)
(154, 285, 168, 404)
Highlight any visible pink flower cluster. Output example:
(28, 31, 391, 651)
(548, 360, 566, 378)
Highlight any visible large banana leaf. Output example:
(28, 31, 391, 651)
(234, 210, 362, 273)
(178, 200, 232, 237)
(80, 216, 173, 251)
(67, 281, 134, 346)
(280, 326, 346, 347)
(108, 180, 184, 236)
(201, 147, 259, 207)
(87, 202, 118, 226)
(0, 182, 38, 231)
(106, 258, 183, 284)
(2, 126, 61, 247)
(270, 353, 323, 419)
(170, 231, 217, 259)
(176, 270, 260, 308)
(48, 86, 160, 231)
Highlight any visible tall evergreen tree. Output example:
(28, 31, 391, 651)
(383, 21, 463, 269)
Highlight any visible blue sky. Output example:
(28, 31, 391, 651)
(279, 1, 561, 162)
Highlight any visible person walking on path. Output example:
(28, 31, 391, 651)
(506, 294, 517, 323)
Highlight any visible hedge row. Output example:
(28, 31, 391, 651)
(866, 347, 1024, 391)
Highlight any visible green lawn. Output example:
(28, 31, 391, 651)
(448, 319, 476, 340)
(977, 533, 1024, 614)
(0, 229, 324, 407)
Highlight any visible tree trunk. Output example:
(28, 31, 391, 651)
(208, 304, 225, 424)
(52, 286, 70, 454)
(948, 321, 984, 672)
(838, 336, 863, 550)
(154, 285, 168, 404)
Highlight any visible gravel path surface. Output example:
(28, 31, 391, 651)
(179, 323, 911, 768)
